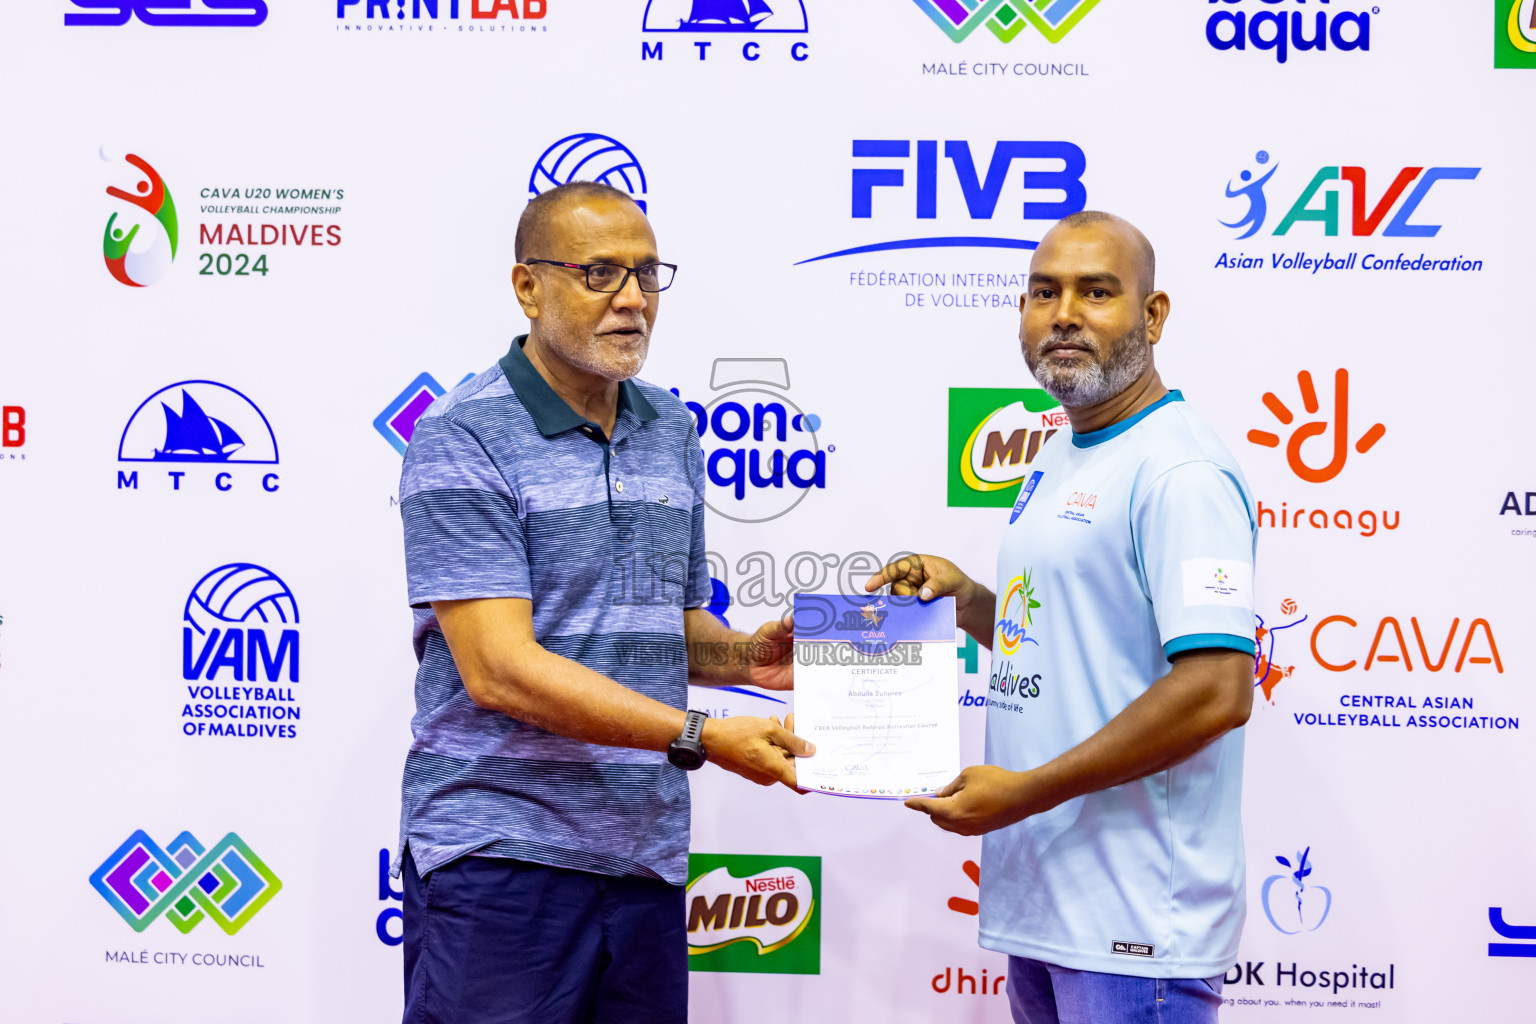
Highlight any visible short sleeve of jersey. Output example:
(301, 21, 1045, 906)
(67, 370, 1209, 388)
(1133, 460, 1256, 659)
(683, 435, 711, 610)
(399, 413, 532, 609)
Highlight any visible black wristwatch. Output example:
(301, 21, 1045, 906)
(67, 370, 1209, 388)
(667, 710, 709, 770)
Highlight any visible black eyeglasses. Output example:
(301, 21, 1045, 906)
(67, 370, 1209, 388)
(522, 259, 678, 293)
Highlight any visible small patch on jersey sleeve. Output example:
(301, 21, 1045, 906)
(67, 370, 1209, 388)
(1180, 558, 1253, 608)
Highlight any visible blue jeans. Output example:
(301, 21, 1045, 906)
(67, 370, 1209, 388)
(402, 851, 687, 1024)
(1007, 956, 1224, 1024)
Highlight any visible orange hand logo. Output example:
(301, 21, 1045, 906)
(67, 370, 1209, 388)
(947, 860, 981, 916)
(1247, 369, 1385, 483)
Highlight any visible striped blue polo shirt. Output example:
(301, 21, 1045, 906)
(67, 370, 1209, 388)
(394, 336, 710, 885)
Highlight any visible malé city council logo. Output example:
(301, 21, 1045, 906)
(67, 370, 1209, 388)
(101, 150, 178, 288)
(912, 0, 1103, 43)
(91, 830, 281, 934)
(531, 133, 647, 212)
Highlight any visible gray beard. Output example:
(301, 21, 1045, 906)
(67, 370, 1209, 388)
(1027, 320, 1150, 407)
(536, 305, 650, 383)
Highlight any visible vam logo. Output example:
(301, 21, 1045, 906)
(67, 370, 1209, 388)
(913, 0, 1103, 44)
(1498, 0, 1536, 68)
(117, 381, 279, 494)
(375, 372, 475, 455)
(102, 151, 177, 287)
(90, 830, 281, 934)
(672, 358, 826, 524)
(183, 562, 300, 685)
(67, 1, 267, 27)
(531, 133, 647, 212)
(1206, 0, 1373, 63)
(1262, 846, 1332, 935)
(948, 388, 1064, 507)
(1220, 150, 1479, 241)
(685, 853, 820, 974)
(641, 0, 809, 62)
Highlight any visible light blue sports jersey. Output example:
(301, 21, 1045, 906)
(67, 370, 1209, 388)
(979, 390, 1257, 978)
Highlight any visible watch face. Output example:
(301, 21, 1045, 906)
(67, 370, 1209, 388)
(669, 744, 706, 771)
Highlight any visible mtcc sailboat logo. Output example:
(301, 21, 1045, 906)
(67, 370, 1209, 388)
(117, 381, 280, 494)
(101, 150, 178, 288)
(90, 830, 282, 934)
(640, 1, 809, 62)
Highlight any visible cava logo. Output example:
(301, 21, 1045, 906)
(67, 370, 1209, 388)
(1254, 600, 1307, 703)
(102, 151, 177, 288)
(947, 388, 1063, 507)
(116, 381, 280, 495)
(531, 133, 647, 212)
(1498, 0, 1536, 67)
(641, 0, 810, 62)
(1205, 0, 1373, 64)
(685, 854, 820, 974)
(90, 830, 281, 934)
(913, 0, 1103, 43)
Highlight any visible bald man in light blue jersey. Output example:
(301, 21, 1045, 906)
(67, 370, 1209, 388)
(869, 212, 1256, 1024)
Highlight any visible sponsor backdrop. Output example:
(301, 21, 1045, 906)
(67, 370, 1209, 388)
(0, 1, 1532, 1022)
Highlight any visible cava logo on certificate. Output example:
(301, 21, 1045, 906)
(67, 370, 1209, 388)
(791, 594, 960, 798)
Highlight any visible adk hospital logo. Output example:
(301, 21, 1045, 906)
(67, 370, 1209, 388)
(641, 1, 810, 62)
(116, 381, 280, 495)
(686, 853, 820, 974)
(1262, 846, 1332, 935)
(91, 830, 281, 935)
(913, 0, 1102, 44)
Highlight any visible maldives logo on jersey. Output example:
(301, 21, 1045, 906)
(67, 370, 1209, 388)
(913, 0, 1103, 44)
(90, 830, 281, 934)
(102, 150, 178, 287)
(995, 570, 1040, 655)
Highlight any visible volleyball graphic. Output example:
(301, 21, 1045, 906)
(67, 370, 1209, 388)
(529, 133, 648, 211)
(184, 563, 300, 636)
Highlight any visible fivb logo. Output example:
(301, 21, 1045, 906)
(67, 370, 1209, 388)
(117, 381, 280, 494)
(796, 139, 1086, 264)
(101, 150, 178, 288)
(531, 133, 647, 212)
(1205, 0, 1373, 64)
(672, 358, 826, 524)
(183, 563, 300, 685)
(686, 854, 820, 974)
(913, 0, 1102, 44)
(1221, 150, 1480, 241)
(66, 1, 267, 26)
(90, 830, 281, 934)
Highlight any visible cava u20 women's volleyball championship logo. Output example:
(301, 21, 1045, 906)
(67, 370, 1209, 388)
(101, 150, 178, 288)
(995, 570, 1041, 656)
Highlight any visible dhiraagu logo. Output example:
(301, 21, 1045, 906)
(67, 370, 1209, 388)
(948, 388, 1063, 507)
(685, 853, 820, 974)
(995, 570, 1040, 656)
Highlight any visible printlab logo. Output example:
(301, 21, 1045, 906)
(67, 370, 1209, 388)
(66, 1, 267, 26)
(1255, 599, 1307, 703)
(1488, 908, 1536, 956)
(685, 854, 820, 974)
(913, 0, 1103, 43)
(641, 1, 810, 62)
(1219, 150, 1481, 243)
(799, 139, 1087, 269)
(182, 563, 302, 739)
(90, 830, 281, 934)
(531, 134, 647, 212)
(102, 151, 178, 288)
(116, 381, 280, 494)
(375, 372, 474, 455)
(947, 388, 1065, 507)
(672, 358, 826, 524)
(2, 404, 25, 461)
(1498, 0, 1536, 67)
(1246, 370, 1384, 484)
(336, 0, 549, 30)
(1205, 0, 1374, 64)
(1262, 846, 1332, 935)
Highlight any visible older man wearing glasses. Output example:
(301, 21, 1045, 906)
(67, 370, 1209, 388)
(392, 180, 812, 1024)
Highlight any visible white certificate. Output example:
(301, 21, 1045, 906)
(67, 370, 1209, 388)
(791, 594, 961, 799)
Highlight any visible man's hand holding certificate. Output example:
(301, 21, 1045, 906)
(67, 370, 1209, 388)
(790, 594, 961, 798)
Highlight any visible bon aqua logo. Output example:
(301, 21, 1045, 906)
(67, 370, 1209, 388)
(91, 830, 281, 935)
(912, 0, 1103, 44)
(102, 150, 178, 288)
(1205, 0, 1374, 64)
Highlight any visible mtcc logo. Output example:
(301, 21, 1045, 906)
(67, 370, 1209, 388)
(913, 0, 1102, 43)
(90, 830, 282, 934)
(672, 358, 826, 524)
(1206, 0, 1373, 64)
(1497, 0, 1536, 68)
(1220, 150, 1480, 240)
(641, 1, 810, 62)
(101, 150, 177, 287)
(1262, 846, 1331, 935)
(1247, 369, 1384, 484)
(117, 381, 280, 494)
(531, 133, 647, 212)
(183, 563, 300, 684)
(685, 853, 820, 975)
(67, 1, 267, 26)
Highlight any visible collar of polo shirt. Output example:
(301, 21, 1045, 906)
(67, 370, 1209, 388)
(499, 334, 660, 439)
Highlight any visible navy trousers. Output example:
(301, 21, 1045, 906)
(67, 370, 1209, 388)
(402, 852, 687, 1024)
